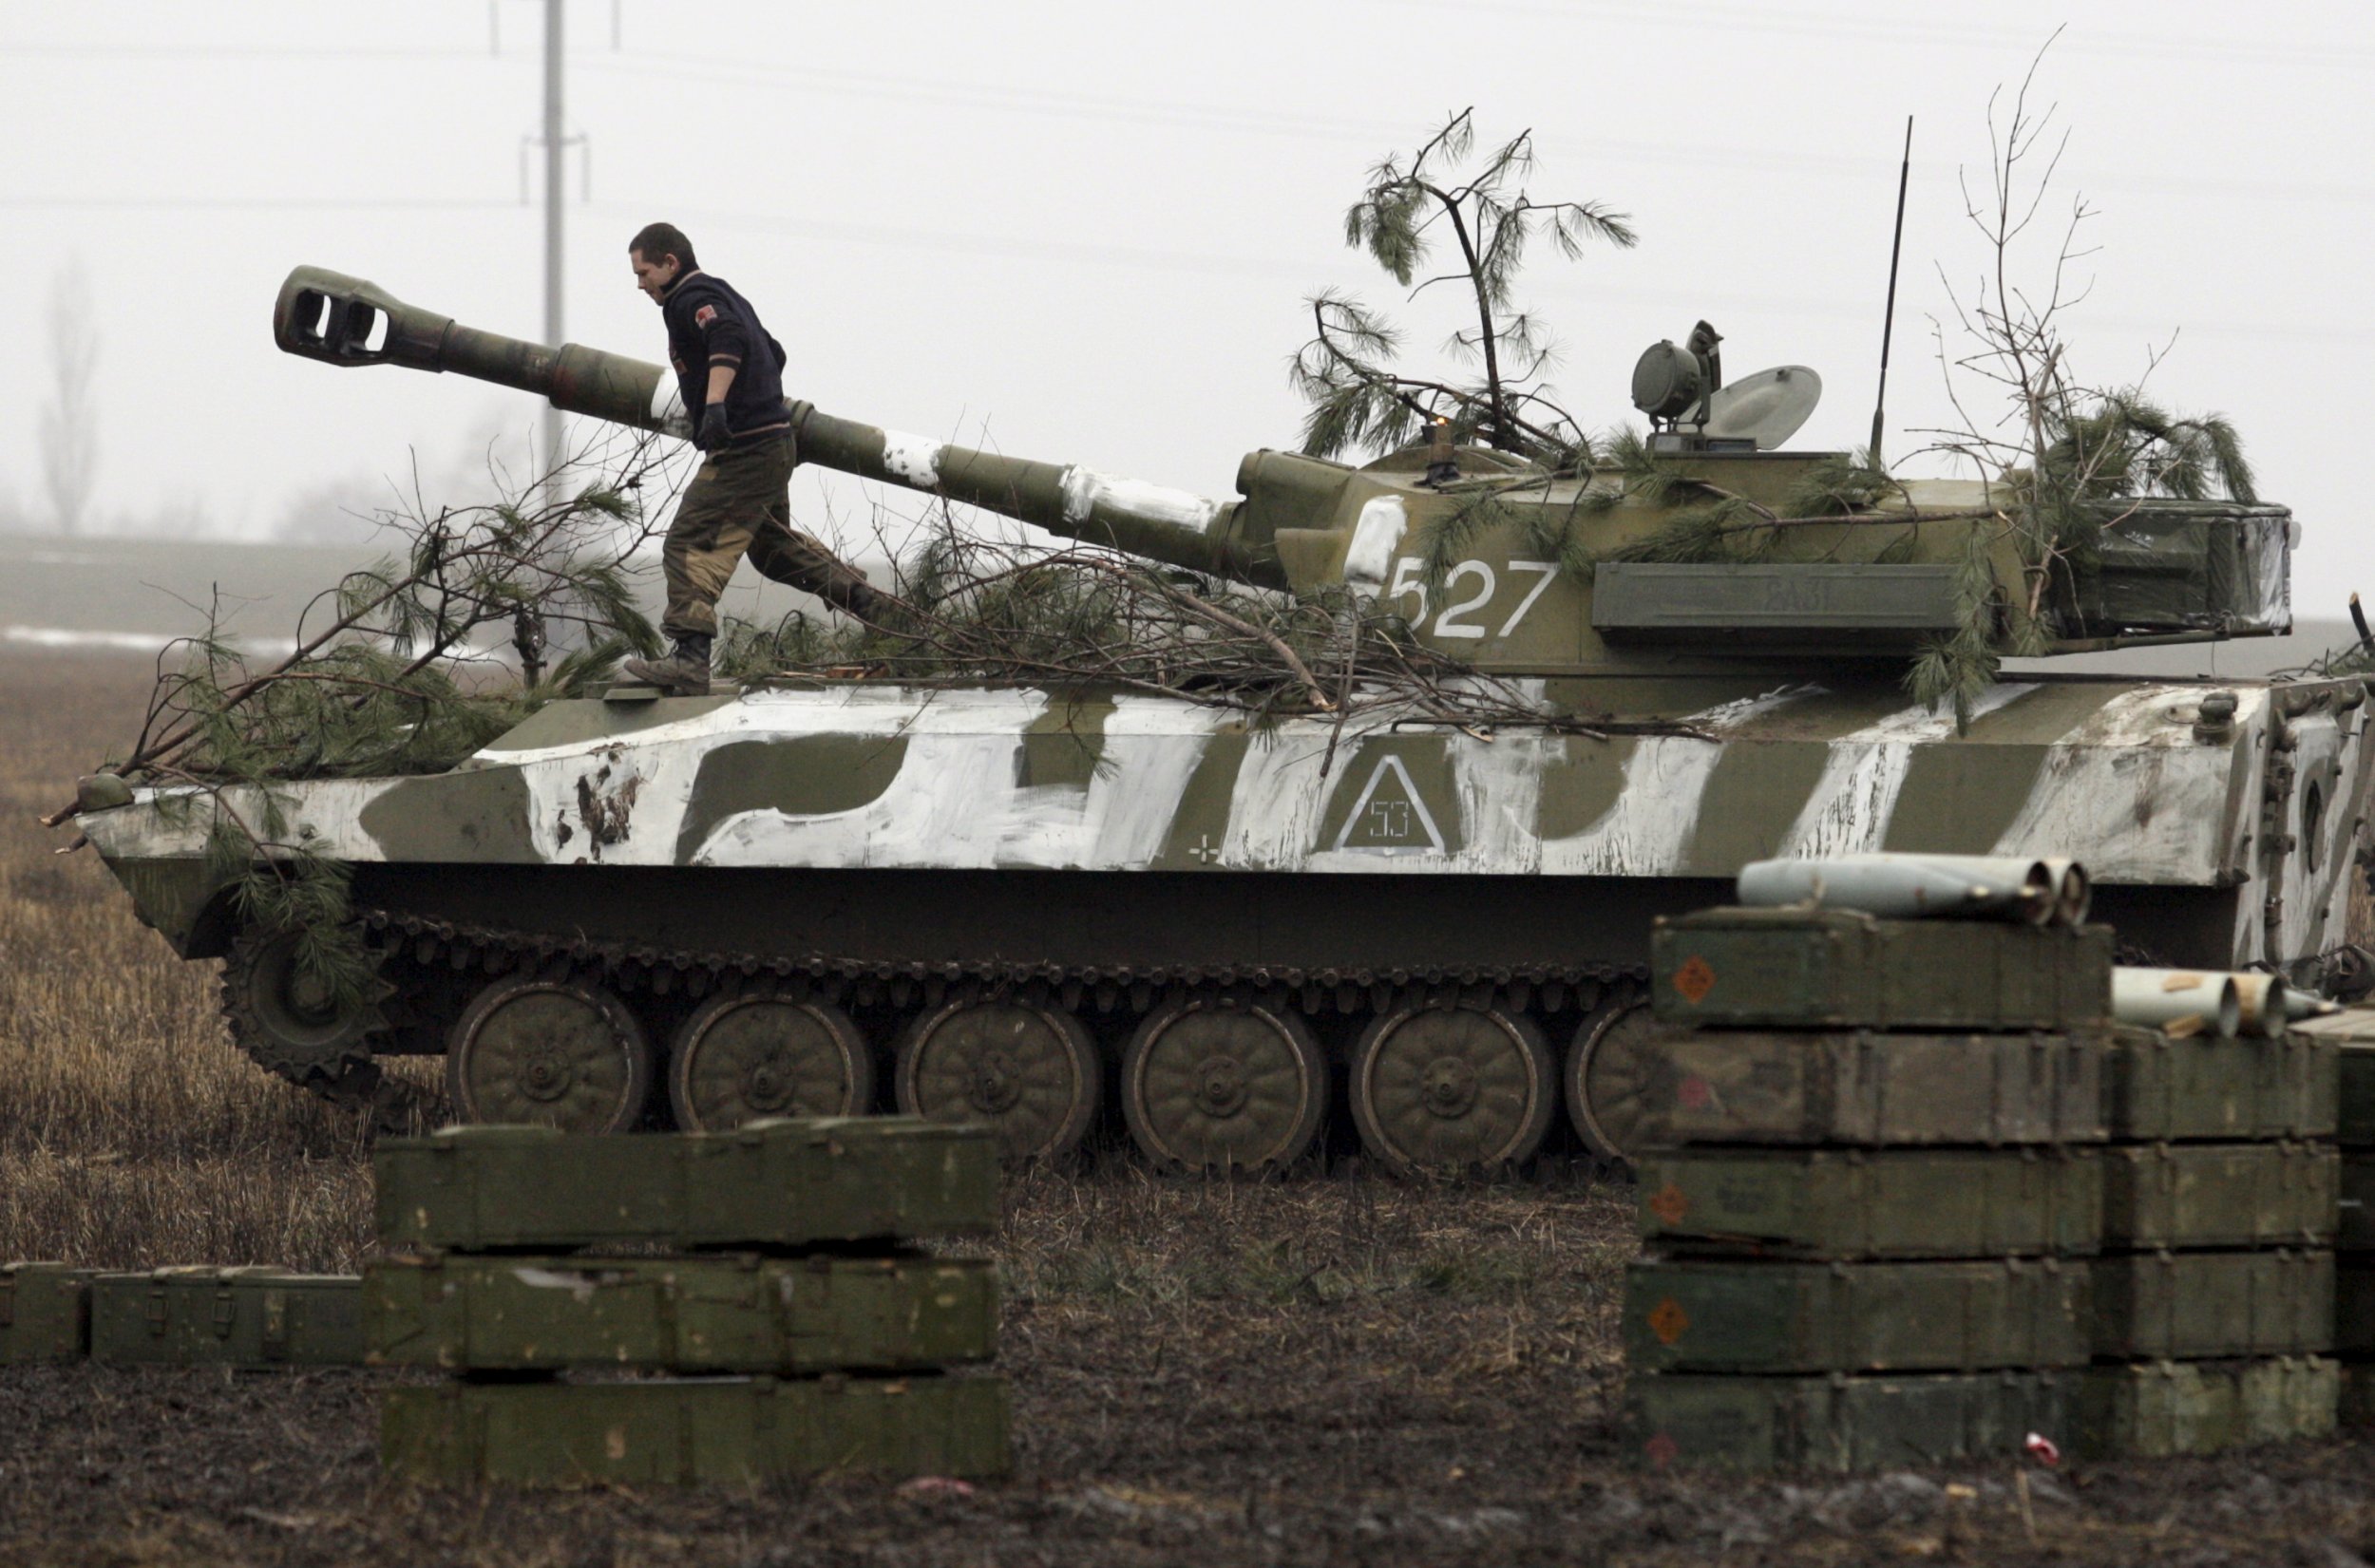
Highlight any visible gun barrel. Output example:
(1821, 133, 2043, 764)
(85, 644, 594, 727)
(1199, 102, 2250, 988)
(275, 266, 1280, 586)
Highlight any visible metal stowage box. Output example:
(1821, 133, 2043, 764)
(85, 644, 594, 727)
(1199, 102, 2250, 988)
(1634, 1149, 2101, 1260)
(0, 1264, 91, 1365)
(1625, 1371, 2071, 1473)
(1650, 908, 2114, 1031)
(374, 1118, 998, 1251)
(2099, 1143, 2338, 1248)
(89, 1268, 363, 1368)
(1625, 1027, 2106, 1148)
(381, 1373, 1011, 1485)
(2088, 1251, 2334, 1358)
(1624, 1258, 2090, 1374)
(2105, 1028, 2339, 1142)
(366, 1254, 998, 1373)
(2076, 1357, 2338, 1458)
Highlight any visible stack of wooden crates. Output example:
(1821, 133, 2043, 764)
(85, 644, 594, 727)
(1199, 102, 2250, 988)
(369, 1117, 1012, 1486)
(1621, 904, 2343, 1471)
(2293, 1010, 2375, 1426)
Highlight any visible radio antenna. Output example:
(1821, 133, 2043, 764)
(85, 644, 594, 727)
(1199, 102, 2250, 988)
(1869, 116, 1912, 465)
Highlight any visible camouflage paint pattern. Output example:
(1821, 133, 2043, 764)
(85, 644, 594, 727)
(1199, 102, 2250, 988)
(78, 671, 2375, 987)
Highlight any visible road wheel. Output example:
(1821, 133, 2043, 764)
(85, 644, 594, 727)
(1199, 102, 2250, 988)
(1567, 997, 1659, 1162)
(1350, 1002, 1555, 1175)
(446, 973, 653, 1133)
(669, 987, 872, 1131)
(895, 999, 1100, 1162)
(1122, 996, 1326, 1174)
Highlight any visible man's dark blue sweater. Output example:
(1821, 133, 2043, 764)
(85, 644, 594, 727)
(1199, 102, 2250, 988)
(660, 270, 789, 444)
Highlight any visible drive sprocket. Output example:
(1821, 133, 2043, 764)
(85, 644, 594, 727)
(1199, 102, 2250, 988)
(220, 926, 439, 1134)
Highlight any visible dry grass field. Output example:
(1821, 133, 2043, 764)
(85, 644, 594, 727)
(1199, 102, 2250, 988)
(4, 646, 2375, 1567)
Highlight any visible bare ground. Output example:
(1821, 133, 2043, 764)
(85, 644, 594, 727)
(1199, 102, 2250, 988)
(3, 647, 2372, 1568)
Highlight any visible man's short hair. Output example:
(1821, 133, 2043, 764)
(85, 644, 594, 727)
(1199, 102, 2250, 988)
(629, 222, 698, 272)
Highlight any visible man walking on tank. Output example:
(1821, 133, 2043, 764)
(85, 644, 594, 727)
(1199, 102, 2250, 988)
(622, 221, 881, 695)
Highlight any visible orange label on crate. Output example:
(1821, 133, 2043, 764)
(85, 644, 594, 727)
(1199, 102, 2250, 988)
(1672, 955, 1716, 1005)
(1646, 1295, 1689, 1346)
(1643, 1431, 1679, 1469)
(1677, 1074, 1713, 1111)
(1648, 1181, 1690, 1226)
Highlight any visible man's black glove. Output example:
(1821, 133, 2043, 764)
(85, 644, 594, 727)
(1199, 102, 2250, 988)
(696, 405, 732, 452)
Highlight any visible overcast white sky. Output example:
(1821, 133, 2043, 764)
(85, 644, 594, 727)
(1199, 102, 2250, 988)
(4, 2, 2372, 614)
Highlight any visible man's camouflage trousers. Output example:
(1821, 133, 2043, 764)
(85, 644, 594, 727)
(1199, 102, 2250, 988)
(661, 430, 871, 637)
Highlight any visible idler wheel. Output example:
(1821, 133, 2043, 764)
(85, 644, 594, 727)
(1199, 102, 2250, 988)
(220, 925, 383, 1086)
(669, 988, 873, 1131)
(1122, 997, 1325, 1174)
(1567, 998, 1658, 1163)
(446, 973, 653, 1134)
(1350, 1003, 1555, 1175)
(895, 1000, 1100, 1162)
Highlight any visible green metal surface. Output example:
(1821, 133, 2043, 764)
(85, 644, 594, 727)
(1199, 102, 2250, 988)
(1624, 1258, 2091, 1374)
(366, 1253, 997, 1373)
(1623, 1025, 2106, 1149)
(374, 1119, 998, 1252)
(1625, 1370, 2071, 1474)
(1634, 1148, 2101, 1260)
(1651, 909, 2114, 1031)
(2100, 1143, 2339, 1249)
(2089, 1250, 2333, 1358)
(88, 1269, 362, 1368)
(381, 1372, 1011, 1486)
(2075, 1357, 2338, 1459)
(2106, 1026, 2339, 1142)
(0, 1265, 91, 1365)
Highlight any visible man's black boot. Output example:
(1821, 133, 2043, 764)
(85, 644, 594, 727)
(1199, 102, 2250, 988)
(622, 633, 713, 696)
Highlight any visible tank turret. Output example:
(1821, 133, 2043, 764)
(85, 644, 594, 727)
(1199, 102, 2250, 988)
(276, 265, 2297, 679)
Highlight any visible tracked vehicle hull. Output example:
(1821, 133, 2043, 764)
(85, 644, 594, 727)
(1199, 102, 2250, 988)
(82, 670, 2375, 1165)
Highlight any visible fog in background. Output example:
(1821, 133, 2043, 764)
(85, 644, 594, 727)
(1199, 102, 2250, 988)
(2, 2, 2370, 636)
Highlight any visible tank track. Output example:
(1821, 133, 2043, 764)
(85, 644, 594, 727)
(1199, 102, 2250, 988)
(354, 906, 1644, 1019)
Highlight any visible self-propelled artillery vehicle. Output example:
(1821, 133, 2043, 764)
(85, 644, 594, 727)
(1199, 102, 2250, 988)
(66, 266, 2375, 1168)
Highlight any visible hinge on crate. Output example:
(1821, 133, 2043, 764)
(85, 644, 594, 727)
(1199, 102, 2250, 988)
(0, 1277, 13, 1330)
(211, 1286, 237, 1339)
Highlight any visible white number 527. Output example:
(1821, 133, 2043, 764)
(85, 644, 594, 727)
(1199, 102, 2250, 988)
(1386, 557, 1557, 640)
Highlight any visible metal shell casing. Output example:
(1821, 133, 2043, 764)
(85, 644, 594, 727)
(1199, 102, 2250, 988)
(365, 1253, 998, 1373)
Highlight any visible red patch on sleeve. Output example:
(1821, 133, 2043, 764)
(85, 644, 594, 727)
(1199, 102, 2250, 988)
(694, 304, 718, 328)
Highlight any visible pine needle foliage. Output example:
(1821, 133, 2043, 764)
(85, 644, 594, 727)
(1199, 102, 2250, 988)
(88, 442, 675, 1000)
(1292, 108, 1636, 468)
